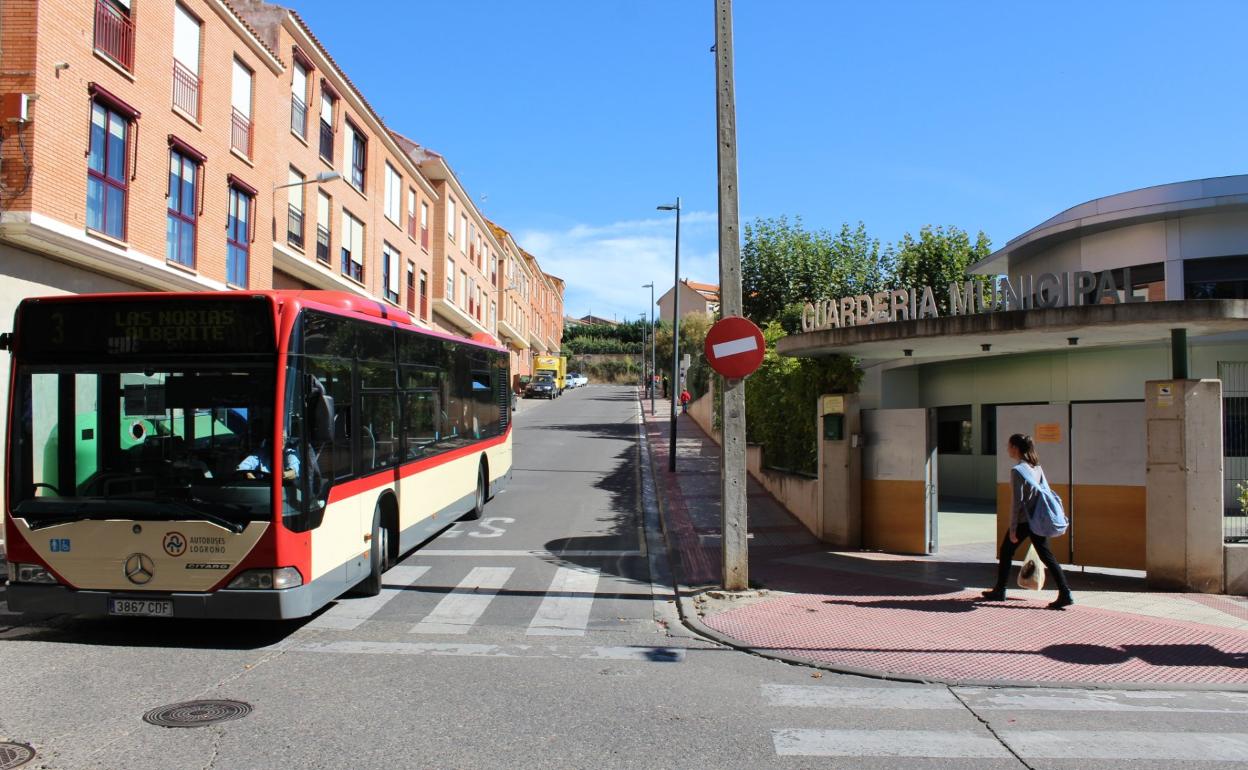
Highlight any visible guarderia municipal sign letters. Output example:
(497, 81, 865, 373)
(801, 268, 1148, 332)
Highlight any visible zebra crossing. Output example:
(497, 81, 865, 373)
(304, 558, 636, 640)
(763, 683, 1248, 763)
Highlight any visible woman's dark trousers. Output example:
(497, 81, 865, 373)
(993, 522, 1072, 596)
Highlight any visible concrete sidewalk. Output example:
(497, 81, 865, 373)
(639, 392, 1248, 689)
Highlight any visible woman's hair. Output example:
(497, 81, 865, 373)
(1008, 433, 1040, 466)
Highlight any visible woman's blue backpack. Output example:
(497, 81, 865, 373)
(1014, 463, 1069, 537)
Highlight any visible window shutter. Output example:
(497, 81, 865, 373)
(231, 59, 251, 116)
(173, 6, 200, 74)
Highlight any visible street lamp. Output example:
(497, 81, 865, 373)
(642, 282, 655, 416)
(272, 171, 341, 244)
(638, 312, 647, 392)
(657, 198, 680, 472)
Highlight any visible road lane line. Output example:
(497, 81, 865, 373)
(956, 687, 1248, 714)
(772, 729, 1010, 758)
(306, 565, 430, 630)
(762, 685, 960, 710)
(1003, 730, 1248, 761)
(411, 566, 513, 635)
(526, 567, 600, 636)
(415, 550, 642, 557)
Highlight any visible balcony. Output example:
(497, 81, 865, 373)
(231, 108, 252, 157)
(171, 60, 200, 121)
(94, 0, 134, 71)
(287, 205, 304, 250)
(291, 95, 307, 139)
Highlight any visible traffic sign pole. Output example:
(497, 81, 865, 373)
(714, 0, 748, 592)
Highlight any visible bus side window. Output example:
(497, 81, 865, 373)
(306, 356, 353, 481)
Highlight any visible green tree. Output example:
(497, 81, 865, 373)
(653, 314, 713, 398)
(890, 225, 992, 314)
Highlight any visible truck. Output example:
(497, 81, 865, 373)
(534, 354, 566, 395)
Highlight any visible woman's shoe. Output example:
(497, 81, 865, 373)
(979, 589, 1005, 602)
(1048, 594, 1075, 610)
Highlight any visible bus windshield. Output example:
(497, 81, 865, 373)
(9, 364, 276, 529)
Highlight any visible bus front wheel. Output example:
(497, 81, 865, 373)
(352, 502, 389, 597)
(464, 463, 486, 521)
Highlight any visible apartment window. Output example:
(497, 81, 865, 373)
(420, 201, 430, 249)
(489, 301, 496, 330)
(166, 148, 199, 267)
(446, 258, 455, 300)
(383, 163, 401, 224)
(316, 190, 331, 264)
(459, 270, 467, 307)
(460, 214, 467, 251)
(227, 183, 253, 287)
(287, 167, 305, 250)
(291, 57, 309, 138)
(382, 242, 400, 304)
(419, 270, 428, 319)
(94, 0, 134, 71)
(447, 198, 457, 241)
(345, 120, 366, 191)
(476, 286, 483, 321)
(467, 278, 476, 316)
(490, 253, 497, 286)
(230, 59, 253, 157)
(319, 88, 336, 162)
(406, 188, 417, 239)
(340, 210, 365, 282)
(468, 222, 476, 262)
(172, 5, 201, 121)
(86, 99, 131, 240)
(405, 260, 416, 314)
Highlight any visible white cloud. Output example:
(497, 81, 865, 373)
(517, 212, 720, 322)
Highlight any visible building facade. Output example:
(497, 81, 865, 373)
(657, 279, 719, 323)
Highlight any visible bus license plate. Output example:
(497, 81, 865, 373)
(108, 598, 173, 617)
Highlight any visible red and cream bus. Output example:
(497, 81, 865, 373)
(3, 290, 511, 619)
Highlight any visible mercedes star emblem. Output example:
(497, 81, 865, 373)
(124, 553, 155, 585)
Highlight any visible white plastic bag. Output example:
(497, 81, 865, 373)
(1016, 544, 1046, 591)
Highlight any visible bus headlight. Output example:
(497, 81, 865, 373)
(227, 567, 303, 590)
(10, 563, 59, 584)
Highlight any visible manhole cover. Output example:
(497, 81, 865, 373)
(142, 700, 252, 728)
(0, 742, 35, 770)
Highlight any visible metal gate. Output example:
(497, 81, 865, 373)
(1220, 361, 1248, 542)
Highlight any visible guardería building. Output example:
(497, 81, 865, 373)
(779, 175, 1248, 593)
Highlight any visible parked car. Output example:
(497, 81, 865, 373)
(566, 372, 587, 388)
(524, 374, 558, 399)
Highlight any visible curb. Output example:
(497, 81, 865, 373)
(632, 389, 1248, 693)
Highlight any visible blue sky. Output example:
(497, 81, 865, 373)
(293, 0, 1246, 321)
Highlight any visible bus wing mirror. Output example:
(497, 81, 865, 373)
(309, 393, 334, 444)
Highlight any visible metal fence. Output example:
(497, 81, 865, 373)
(1221, 361, 1248, 542)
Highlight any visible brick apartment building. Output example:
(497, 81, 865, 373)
(0, 0, 565, 463)
(489, 220, 534, 383)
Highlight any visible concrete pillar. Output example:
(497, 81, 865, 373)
(1145, 379, 1224, 592)
(818, 393, 861, 547)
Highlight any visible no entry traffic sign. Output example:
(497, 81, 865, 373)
(704, 316, 765, 379)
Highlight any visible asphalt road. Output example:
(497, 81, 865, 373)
(1, 385, 1246, 769)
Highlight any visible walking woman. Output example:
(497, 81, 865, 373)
(981, 433, 1075, 609)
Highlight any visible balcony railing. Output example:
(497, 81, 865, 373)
(420, 290, 428, 319)
(316, 224, 330, 264)
(94, 0, 134, 71)
(287, 205, 304, 250)
(231, 108, 252, 157)
(172, 59, 201, 121)
(407, 212, 417, 240)
(291, 95, 307, 139)
(420, 227, 430, 250)
(319, 120, 334, 162)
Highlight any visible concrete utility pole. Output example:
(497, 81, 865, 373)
(714, 0, 748, 591)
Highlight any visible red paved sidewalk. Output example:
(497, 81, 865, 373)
(641, 392, 1248, 688)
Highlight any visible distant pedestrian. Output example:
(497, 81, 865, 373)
(662, 376, 670, 399)
(679, 388, 691, 414)
(981, 433, 1074, 609)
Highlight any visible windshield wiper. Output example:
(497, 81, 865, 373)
(14, 496, 251, 534)
(146, 495, 250, 534)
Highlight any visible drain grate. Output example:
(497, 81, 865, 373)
(142, 700, 252, 729)
(0, 743, 35, 770)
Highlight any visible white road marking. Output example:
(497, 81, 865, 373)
(763, 685, 960, 710)
(1003, 731, 1248, 761)
(958, 687, 1248, 714)
(711, 335, 759, 359)
(411, 566, 513, 635)
(305, 565, 430, 631)
(290, 640, 687, 662)
(772, 729, 1009, 759)
(414, 549, 642, 557)
(527, 566, 601, 636)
